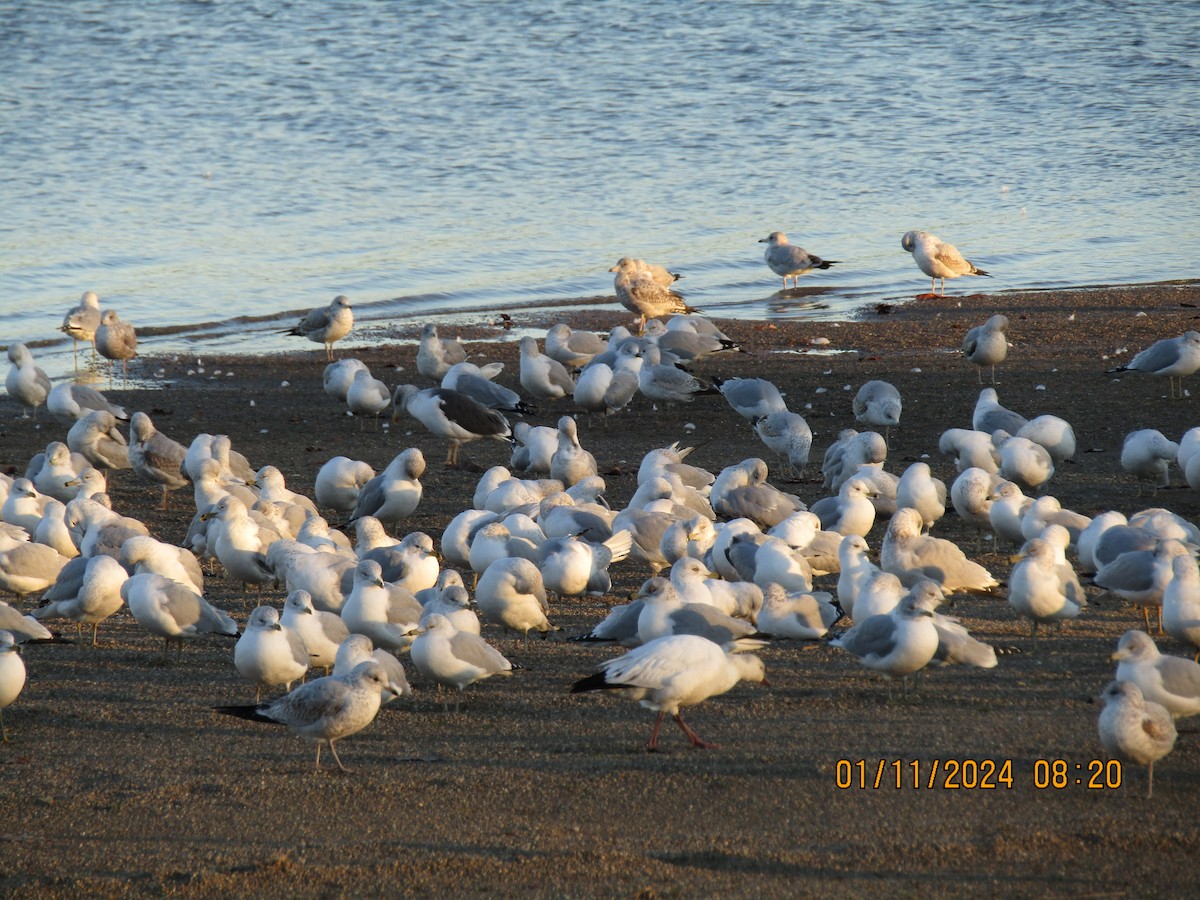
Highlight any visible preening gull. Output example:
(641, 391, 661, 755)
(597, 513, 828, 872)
(972, 388, 1027, 435)
(122, 572, 238, 657)
(1106, 331, 1200, 399)
(1162, 554, 1200, 660)
(610, 257, 691, 334)
(443, 362, 534, 415)
(571, 633, 766, 751)
(714, 376, 786, 420)
(881, 508, 998, 593)
(285, 295, 353, 361)
(324, 358, 369, 402)
(46, 382, 127, 426)
(759, 232, 837, 288)
(281, 589, 350, 671)
(636, 577, 758, 645)
(853, 380, 902, 433)
(518, 336, 575, 401)
(347, 448, 425, 527)
(1121, 429, 1179, 490)
(962, 314, 1010, 384)
(753, 411, 812, 476)
(475, 556, 556, 638)
(900, 230, 990, 295)
(315, 456, 376, 512)
(1097, 680, 1176, 798)
(61, 290, 102, 362)
(129, 412, 189, 509)
(756, 583, 841, 640)
(546, 323, 608, 369)
(32, 554, 127, 645)
(345, 368, 391, 427)
(67, 411, 130, 471)
(216, 659, 396, 771)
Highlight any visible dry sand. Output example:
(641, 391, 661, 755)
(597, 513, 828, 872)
(3, 282, 1200, 896)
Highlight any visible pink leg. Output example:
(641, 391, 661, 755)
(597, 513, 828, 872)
(674, 713, 717, 749)
(646, 711, 667, 751)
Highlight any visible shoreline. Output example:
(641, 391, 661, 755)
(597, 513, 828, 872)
(3, 283, 1200, 895)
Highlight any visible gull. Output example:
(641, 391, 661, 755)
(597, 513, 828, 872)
(824, 431, 888, 492)
(281, 589, 350, 671)
(46, 382, 127, 426)
(215, 659, 395, 771)
(1096, 540, 1193, 632)
(711, 458, 804, 528)
(61, 290, 102, 363)
(993, 431, 1055, 491)
(2, 478, 51, 534)
(345, 368, 391, 428)
(0, 599, 53, 643)
(1121, 429, 1178, 490)
(668, 557, 719, 607)
(296, 516, 353, 554)
(1020, 496, 1091, 546)
(853, 380, 902, 436)
(393, 385, 511, 467)
(609, 258, 691, 334)
(759, 232, 837, 288)
(573, 347, 642, 419)
(0, 631, 26, 741)
(811, 477, 877, 538)
(323, 358, 369, 403)
(637, 344, 717, 405)
(550, 416, 597, 487)
(416, 324, 468, 380)
(1162, 554, 1200, 660)
(272, 544, 355, 613)
(571, 599, 645, 646)
(419, 583, 481, 635)
(315, 456, 376, 513)
(1112, 629, 1200, 719)
(951, 467, 998, 545)
(962, 314, 1009, 383)
(1017, 415, 1077, 464)
(1007, 538, 1085, 646)
(443, 362, 534, 415)
(67, 411, 130, 471)
(119, 535, 204, 593)
(830, 585, 941, 694)
(285, 295, 353, 361)
(938, 428, 999, 474)
(769, 511, 842, 575)
(638, 442, 714, 492)
(881, 507, 998, 593)
(333, 634, 412, 703)
(202, 496, 275, 586)
(129, 412, 188, 509)
(234, 606, 310, 702)
(539, 492, 614, 542)
(1106, 331, 1200, 399)
(33, 442, 88, 502)
(610, 256, 682, 290)
(33, 500, 79, 559)
(340, 559, 422, 653)
(475, 557, 556, 638)
(572, 633, 766, 751)
(988, 480, 1033, 546)
(714, 376, 786, 420)
(33, 554, 127, 645)
(1077, 511, 1128, 575)
(122, 572, 237, 656)
(0, 528, 70, 598)
(651, 323, 741, 364)
(409, 613, 513, 712)
(94, 310, 137, 382)
(757, 583, 841, 640)
(749, 535, 813, 593)
(636, 577, 759, 645)
(346, 448, 425, 530)
(510, 422, 557, 475)
(518, 336, 574, 401)
(900, 230, 990, 296)
(836, 534, 879, 619)
(972, 388, 1027, 435)
(546, 323, 608, 369)
(1097, 680, 1176, 798)
(539, 530, 632, 597)
(852, 571, 905, 623)
(895, 462, 946, 532)
(5, 344, 51, 418)
(753, 411, 812, 477)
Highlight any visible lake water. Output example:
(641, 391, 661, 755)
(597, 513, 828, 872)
(2, 0, 1197, 379)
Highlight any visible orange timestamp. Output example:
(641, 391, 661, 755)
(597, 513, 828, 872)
(835, 759, 1124, 789)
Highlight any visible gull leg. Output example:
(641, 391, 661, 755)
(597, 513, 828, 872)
(675, 713, 716, 749)
(328, 740, 350, 772)
(315, 742, 323, 769)
(646, 711, 667, 751)
(1031, 620, 1039, 652)
(1, 707, 7, 742)
(1147, 761, 1154, 799)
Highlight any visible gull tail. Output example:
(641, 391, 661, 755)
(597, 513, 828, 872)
(213, 704, 280, 724)
(570, 671, 624, 693)
(603, 529, 635, 564)
(970, 264, 991, 277)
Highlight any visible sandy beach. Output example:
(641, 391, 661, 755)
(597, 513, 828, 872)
(3, 281, 1200, 896)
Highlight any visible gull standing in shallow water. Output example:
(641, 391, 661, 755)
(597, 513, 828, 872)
(215, 660, 396, 772)
(609, 258, 691, 334)
(571, 633, 767, 751)
(1097, 680, 1176, 798)
(285, 295, 353, 361)
(900, 230, 990, 296)
(94, 310, 138, 383)
(758, 232, 838, 288)
(61, 290, 102, 364)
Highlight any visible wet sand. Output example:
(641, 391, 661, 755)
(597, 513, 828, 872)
(3, 282, 1200, 896)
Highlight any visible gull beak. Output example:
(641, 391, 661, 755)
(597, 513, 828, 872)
(200, 510, 216, 521)
(706, 571, 720, 579)
(271, 623, 282, 631)
(1110, 651, 1125, 662)
(1009, 551, 1027, 563)
(64, 478, 80, 487)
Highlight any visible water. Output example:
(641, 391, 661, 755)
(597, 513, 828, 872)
(2, 0, 1198, 379)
